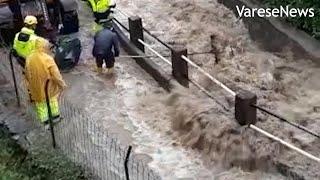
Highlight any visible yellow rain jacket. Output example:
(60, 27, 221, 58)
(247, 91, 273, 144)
(88, 0, 110, 13)
(25, 38, 66, 103)
(13, 27, 39, 59)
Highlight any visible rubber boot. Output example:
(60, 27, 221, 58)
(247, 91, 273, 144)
(96, 67, 103, 74)
(97, 67, 103, 74)
(106, 67, 114, 74)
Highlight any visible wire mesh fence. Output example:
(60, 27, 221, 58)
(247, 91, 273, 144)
(0, 49, 162, 180)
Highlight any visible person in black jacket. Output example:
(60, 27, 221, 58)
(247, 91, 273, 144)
(92, 23, 119, 74)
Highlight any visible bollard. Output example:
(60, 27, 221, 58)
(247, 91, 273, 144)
(235, 90, 257, 125)
(171, 47, 189, 87)
(128, 16, 144, 52)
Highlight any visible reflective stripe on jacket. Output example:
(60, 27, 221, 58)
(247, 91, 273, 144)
(35, 96, 60, 123)
(13, 27, 38, 59)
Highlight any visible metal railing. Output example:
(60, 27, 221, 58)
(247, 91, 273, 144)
(112, 15, 232, 109)
(2, 8, 319, 180)
(112, 9, 320, 165)
(252, 104, 320, 139)
(0, 47, 162, 180)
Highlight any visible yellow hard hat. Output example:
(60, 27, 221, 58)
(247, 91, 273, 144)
(24, 15, 38, 25)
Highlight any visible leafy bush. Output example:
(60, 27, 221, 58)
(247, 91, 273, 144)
(262, 0, 320, 40)
(0, 127, 87, 180)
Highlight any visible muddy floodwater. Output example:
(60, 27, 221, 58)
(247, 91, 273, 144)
(113, 0, 320, 179)
(8, 0, 315, 179)
(71, 2, 228, 179)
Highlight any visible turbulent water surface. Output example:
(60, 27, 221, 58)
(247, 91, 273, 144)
(112, 0, 320, 179)
(74, 1, 286, 179)
(1, 0, 314, 179)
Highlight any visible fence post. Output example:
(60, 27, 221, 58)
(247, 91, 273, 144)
(45, 80, 56, 148)
(235, 90, 257, 125)
(125, 146, 132, 180)
(171, 47, 189, 87)
(9, 51, 20, 107)
(128, 16, 144, 52)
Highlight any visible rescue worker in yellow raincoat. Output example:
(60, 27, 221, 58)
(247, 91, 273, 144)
(24, 38, 67, 124)
(13, 15, 40, 68)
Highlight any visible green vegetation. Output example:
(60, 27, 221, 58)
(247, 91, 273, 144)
(262, 0, 320, 40)
(0, 126, 87, 180)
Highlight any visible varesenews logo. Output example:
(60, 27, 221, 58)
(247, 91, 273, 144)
(236, 5, 314, 18)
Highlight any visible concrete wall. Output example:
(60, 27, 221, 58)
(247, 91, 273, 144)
(218, 0, 320, 62)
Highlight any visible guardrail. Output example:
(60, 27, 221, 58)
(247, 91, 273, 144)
(112, 9, 320, 166)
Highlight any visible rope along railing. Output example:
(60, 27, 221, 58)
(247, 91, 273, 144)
(189, 79, 230, 111)
(112, 10, 320, 164)
(1, 45, 162, 179)
(181, 55, 236, 97)
(113, 17, 130, 32)
(118, 52, 214, 59)
(113, 15, 232, 109)
(252, 104, 320, 139)
(115, 8, 173, 51)
(138, 39, 172, 65)
(249, 124, 320, 162)
(137, 33, 232, 111)
(141, 27, 173, 51)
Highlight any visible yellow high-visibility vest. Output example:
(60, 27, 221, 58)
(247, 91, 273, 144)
(88, 0, 111, 13)
(13, 27, 38, 59)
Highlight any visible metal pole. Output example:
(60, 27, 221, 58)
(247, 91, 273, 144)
(9, 51, 20, 107)
(138, 39, 172, 65)
(45, 80, 56, 148)
(118, 55, 168, 59)
(118, 52, 214, 59)
(250, 124, 320, 163)
(181, 55, 236, 96)
(125, 146, 132, 180)
(113, 18, 130, 32)
(142, 27, 173, 51)
(252, 104, 320, 139)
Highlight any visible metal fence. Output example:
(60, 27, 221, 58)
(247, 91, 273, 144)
(112, 11, 320, 165)
(0, 48, 162, 180)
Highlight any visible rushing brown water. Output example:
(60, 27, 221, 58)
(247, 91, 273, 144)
(115, 0, 320, 179)
(1, 1, 318, 179)
(74, 1, 286, 179)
